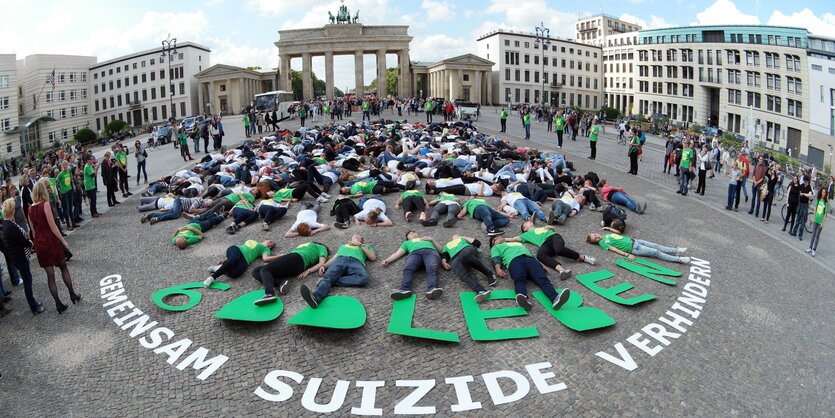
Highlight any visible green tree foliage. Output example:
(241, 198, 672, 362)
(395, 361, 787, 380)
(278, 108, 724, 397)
(104, 120, 129, 136)
(367, 68, 399, 96)
(600, 106, 621, 120)
(73, 128, 98, 145)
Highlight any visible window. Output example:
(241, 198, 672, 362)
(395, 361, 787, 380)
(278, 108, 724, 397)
(766, 122, 781, 143)
(505, 68, 510, 81)
(514, 69, 520, 81)
(0, 118, 9, 132)
(504, 40, 510, 46)
(70, 90, 77, 100)
(141, 73, 147, 83)
(178, 53, 183, 60)
(150, 72, 155, 81)
(160, 70, 165, 79)
(110, 96, 114, 108)
(524, 71, 530, 82)
(46, 91, 53, 102)
(116, 79, 121, 89)
(59, 90, 66, 101)
(133, 63, 138, 69)
(117, 95, 122, 107)
(150, 58, 155, 65)
(142, 89, 147, 101)
(179, 82, 185, 95)
(60, 108, 66, 119)
(141, 60, 146, 67)
(151, 88, 156, 100)
(160, 86, 165, 98)
(524, 54, 529, 64)
(747, 92, 761, 108)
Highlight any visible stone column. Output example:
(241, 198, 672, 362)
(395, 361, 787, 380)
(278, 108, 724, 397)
(485, 71, 493, 105)
(474, 71, 482, 105)
(302, 53, 313, 100)
(279, 54, 291, 92)
(197, 82, 205, 115)
(325, 51, 334, 99)
(354, 51, 365, 98)
(442, 70, 449, 99)
(448, 69, 456, 101)
(376, 49, 386, 98)
(398, 49, 411, 98)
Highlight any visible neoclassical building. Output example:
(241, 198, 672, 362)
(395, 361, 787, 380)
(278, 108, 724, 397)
(195, 64, 276, 115)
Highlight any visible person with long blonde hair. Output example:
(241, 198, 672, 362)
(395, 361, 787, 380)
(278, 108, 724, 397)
(2, 198, 44, 314)
(28, 180, 80, 314)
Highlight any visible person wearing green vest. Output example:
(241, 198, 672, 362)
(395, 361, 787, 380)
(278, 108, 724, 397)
(523, 111, 531, 140)
(456, 197, 510, 236)
(489, 235, 571, 311)
(300, 234, 376, 308)
(171, 213, 225, 249)
(382, 230, 444, 300)
(394, 189, 429, 222)
(554, 112, 566, 148)
(203, 239, 278, 288)
(55, 161, 78, 230)
(678, 139, 695, 195)
(585, 232, 690, 264)
(439, 234, 497, 303)
(499, 107, 508, 132)
(82, 155, 100, 218)
(298, 105, 307, 127)
(806, 188, 829, 257)
(178, 130, 193, 161)
(422, 192, 461, 227)
(252, 241, 330, 306)
(505, 220, 597, 281)
(115, 144, 131, 198)
(361, 99, 371, 122)
(323, 103, 331, 121)
(242, 113, 250, 137)
(423, 100, 433, 123)
(588, 118, 600, 160)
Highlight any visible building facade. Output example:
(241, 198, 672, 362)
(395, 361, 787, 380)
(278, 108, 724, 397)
(600, 32, 639, 116)
(89, 42, 210, 131)
(634, 25, 811, 158)
(575, 14, 642, 47)
(0, 54, 20, 157)
(477, 30, 603, 110)
(195, 64, 277, 115)
(806, 36, 835, 169)
(16, 54, 96, 155)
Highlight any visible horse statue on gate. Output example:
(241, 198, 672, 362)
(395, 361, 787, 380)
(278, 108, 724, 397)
(337, 4, 349, 24)
(352, 10, 359, 24)
(328, 11, 335, 24)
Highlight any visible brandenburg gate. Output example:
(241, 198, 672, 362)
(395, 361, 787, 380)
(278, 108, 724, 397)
(276, 4, 412, 100)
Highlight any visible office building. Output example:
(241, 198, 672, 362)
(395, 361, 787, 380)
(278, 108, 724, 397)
(600, 32, 639, 116)
(477, 29, 603, 109)
(575, 14, 642, 47)
(806, 35, 835, 169)
(0, 54, 20, 157)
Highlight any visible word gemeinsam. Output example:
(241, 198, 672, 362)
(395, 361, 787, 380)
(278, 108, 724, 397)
(150, 258, 696, 343)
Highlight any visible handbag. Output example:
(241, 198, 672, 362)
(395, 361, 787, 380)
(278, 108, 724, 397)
(704, 160, 712, 171)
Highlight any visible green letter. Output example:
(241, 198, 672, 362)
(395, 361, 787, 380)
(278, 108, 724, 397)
(288, 296, 366, 329)
(531, 290, 616, 331)
(387, 294, 459, 343)
(615, 258, 682, 285)
(151, 281, 230, 312)
(214, 290, 284, 322)
(459, 289, 539, 341)
(575, 270, 655, 306)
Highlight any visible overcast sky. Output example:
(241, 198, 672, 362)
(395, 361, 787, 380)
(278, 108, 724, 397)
(2, 0, 833, 88)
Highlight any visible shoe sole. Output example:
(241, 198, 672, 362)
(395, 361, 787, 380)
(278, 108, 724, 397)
(426, 289, 443, 299)
(300, 286, 319, 309)
(558, 270, 572, 281)
(254, 297, 277, 306)
(391, 291, 413, 300)
(552, 289, 571, 310)
(516, 294, 533, 311)
(279, 280, 289, 295)
(474, 291, 491, 303)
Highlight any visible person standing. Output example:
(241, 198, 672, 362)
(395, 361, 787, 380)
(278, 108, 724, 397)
(695, 145, 709, 195)
(588, 119, 600, 160)
(298, 105, 307, 127)
(663, 137, 675, 174)
(554, 111, 566, 148)
(748, 155, 767, 217)
(499, 106, 508, 132)
(210, 121, 221, 151)
(28, 180, 80, 314)
(2, 198, 44, 314)
(55, 161, 77, 230)
(83, 155, 100, 218)
(677, 139, 694, 196)
(760, 166, 778, 223)
(628, 129, 641, 175)
(178, 129, 193, 162)
(101, 152, 120, 207)
(423, 100, 432, 123)
(134, 140, 148, 185)
(791, 177, 814, 240)
(523, 111, 531, 140)
(200, 121, 210, 152)
(782, 175, 800, 232)
(806, 188, 828, 257)
(242, 113, 251, 138)
(726, 162, 742, 211)
(115, 144, 131, 198)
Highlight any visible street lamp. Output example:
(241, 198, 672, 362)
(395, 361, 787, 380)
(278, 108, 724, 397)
(828, 144, 833, 175)
(534, 22, 551, 106)
(161, 34, 177, 122)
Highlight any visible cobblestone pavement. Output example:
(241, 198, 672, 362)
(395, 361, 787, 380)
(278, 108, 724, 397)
(0, 110, 831, 417)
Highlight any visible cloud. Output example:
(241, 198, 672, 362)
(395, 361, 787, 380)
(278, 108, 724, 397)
(280, 0, 392, 30)
(692, 0, 759, 26)
(619, 13, 673, 30)
(208, 37, 277, 69)
(767, 9, 835, 36)
(411, 34, 473, 62)
(421, 0, 454, 20)
(484, 0, 579, 38)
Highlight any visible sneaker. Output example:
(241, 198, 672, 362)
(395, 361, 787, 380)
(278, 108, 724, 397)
(390, 289, 414, 300)
(316, 195, 329, 203)
(515, 293, 533, 311)
(425, 287, 444, 299)
(589, 203, 596, 211)
(300, 284, 319, 309)
(636, 203, 645, 214)
(811, 250, 816, 257)
(320, 192, 331, 199)
(481, 223, 488, 232)
(262, 222, 271, 231)
(486, 228, 504, 236)
(584, 255, 597, 265)
(546, 209, 555, 225)
(558, 269, 573, 281)
(556, 215, 566, 225)
(334, 221, 349, 229)
(805, 248, 812, 254)
(420, 219, 437, 227)
(278, 280, 290, 295)
(140, 214, 149, 223)
(488, 274, 498, 287)
(203, 276, 215, 288)
(225, 225, 235, 234)
(552, 289, 571, 310)
(676, 247, 688, 255)
(474, 290, 491, 303)
(679, 256, 691, 264)
(254, 294, 278, 306)
(149, 218, 158, 225)
(442, 219, 456, 228)
(232, 224, 241, 233)
(207, 264, 221, 273)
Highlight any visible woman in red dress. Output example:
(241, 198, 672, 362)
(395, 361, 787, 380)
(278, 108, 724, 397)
(28, 179, 80, 314)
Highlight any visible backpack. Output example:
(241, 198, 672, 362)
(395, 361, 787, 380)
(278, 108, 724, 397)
(602, 204, 627, 222)
(639, 132, 646, 145)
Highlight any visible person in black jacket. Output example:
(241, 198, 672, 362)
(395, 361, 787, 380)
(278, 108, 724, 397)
(101, 151, 120, 207)
(2, 198, 44, 314)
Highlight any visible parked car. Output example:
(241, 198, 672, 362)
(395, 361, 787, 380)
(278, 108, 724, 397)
(156, 125, 173, 144)
(180, 115, 206, 134)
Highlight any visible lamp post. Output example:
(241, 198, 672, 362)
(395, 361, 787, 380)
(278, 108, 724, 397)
(534, 22, 550, 106)
(828, 144, 833, 176)
(161, 34, 177, 123)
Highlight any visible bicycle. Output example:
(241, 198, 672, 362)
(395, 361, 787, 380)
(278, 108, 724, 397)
(781, 203, 814, 234)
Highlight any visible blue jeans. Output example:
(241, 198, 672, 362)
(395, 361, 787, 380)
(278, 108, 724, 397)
(314, 256, 368, 300)
(513, 199, 546, 221)
(550, 200, 574, 218)
(3, 252, 20, 286)
(749, 183, 762, 215)
(792, 202, 809, 238)
(740, 176, 749, 199)
(496, 164, 517, 179)
(472, 205, 509, 230)
(13, 260, 40, 311)
(524, 124, 531, 139)
(60, 191, 75, 225)
(609, 191, 638, 213)
(726, 183, 738, 208)
(631, 240, 682, 263)
(400, 249, 440, 291)
(147, 183, 167, 194)
(507, 256, 557, 300)
(193, 138, 200, 153)
(192, 214, 224, 232)
(678, 170, 690, 194)
(148, 197, 182, 223)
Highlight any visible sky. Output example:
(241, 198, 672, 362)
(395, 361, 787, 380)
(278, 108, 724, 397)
(1, 0, 834, 89)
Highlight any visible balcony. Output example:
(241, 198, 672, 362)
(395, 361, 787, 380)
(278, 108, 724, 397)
(550, 81, 563, 88)
(128, 100, 142, 108)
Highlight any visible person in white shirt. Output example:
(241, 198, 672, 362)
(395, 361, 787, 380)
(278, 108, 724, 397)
(498, 191, 547, 223)
(354, 197, 394, 227)
(547, 192, 586, 225)
(285, 201, 330, 238)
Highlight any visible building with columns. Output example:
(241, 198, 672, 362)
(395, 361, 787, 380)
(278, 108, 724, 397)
(276, 23, 412, 100)
(601, 32, 639, 116)
(411, 54, 494, 103)
(195, 64, 276, 115)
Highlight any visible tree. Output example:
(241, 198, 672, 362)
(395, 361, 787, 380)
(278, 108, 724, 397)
(73, 128, 98, 145)
(290, 70, 328, 100)
(105, 120, 129, 136)
(367, 68, 399, 96)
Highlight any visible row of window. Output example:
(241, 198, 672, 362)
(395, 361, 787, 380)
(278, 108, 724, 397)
(503, 51, 599, 72)
(639, 48, 802, 72)
(93, 53, 189, 80)
(503, 68, 599, 90)
(45, 72, 88, 84)
(94, 83, 187, 112)
(498, 39, 598, 58)
(45, 89, 88, 103)
(44, 105, 89, 120)
(642, 32, 804, 48)
(636, 100, 695, 123)
(95, 102, 187, 131)
(95, 67, 185, 95)
(48, 125, 87, 142)
(637, 81, 695, 97)
(725, 88, 803, 118)
(503, 87, 599, 108)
